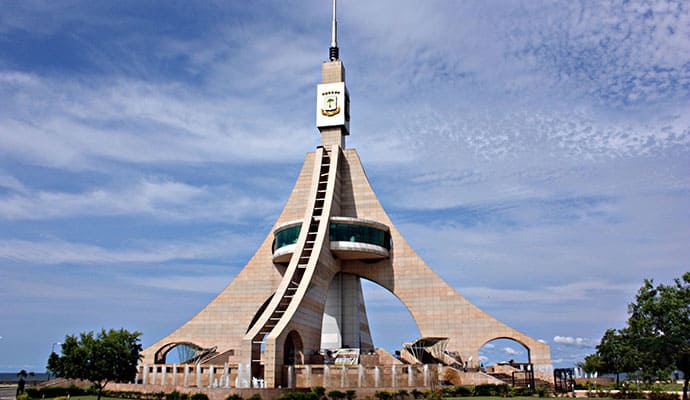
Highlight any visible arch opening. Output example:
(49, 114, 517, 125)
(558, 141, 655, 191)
(359, 278, 420, 356)
(247, 294, 274, 333)
(156, 342, 204, 364)
(479, 337, 531, 369)
(283, 330, 304, 365)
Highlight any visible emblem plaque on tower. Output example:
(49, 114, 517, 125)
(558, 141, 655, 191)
(317, 82, 349, 130)
(322, 92, 339, 116)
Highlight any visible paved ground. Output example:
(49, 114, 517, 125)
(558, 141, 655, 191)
(0, 385, 16, 400)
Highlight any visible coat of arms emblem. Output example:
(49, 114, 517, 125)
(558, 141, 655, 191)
(321, 92, 340, 116)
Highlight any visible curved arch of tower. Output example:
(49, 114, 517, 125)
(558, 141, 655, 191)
(141, 5, 552, 388)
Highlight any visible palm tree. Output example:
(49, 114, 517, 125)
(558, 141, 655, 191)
(16, 369, 33, 395)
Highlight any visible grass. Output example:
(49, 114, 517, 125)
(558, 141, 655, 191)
(444, 398, 622, 400)
(445, 398, 545, 400)
(27, 396, 654, 400)
(650, 383, 683, 392)
(68, 397, 133, 400)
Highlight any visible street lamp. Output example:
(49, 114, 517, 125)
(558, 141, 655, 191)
(51, 342, 61, 354)
(48, 342, 61, 381)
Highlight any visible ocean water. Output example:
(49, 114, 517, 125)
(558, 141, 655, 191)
(0, 373, 49, 384)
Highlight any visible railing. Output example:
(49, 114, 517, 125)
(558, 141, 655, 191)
(136, 363, 236, 388)
(286, 364, 440, 388)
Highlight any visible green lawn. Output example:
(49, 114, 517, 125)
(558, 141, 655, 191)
(651, 383, 683, 392)
(36, 396, 653, 400)
(68, 397, 132, 400)
(445, 398, 622, 400)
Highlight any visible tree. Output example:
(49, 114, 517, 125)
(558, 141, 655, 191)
(16, 369, 33, 395)
(595, 328, 637, 385)
(48, 328, 142, 400)
(577, 353, 603, 376)
(626, 272, 690, 400)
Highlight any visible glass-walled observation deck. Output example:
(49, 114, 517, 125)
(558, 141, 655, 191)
(272, 217, 391, 263)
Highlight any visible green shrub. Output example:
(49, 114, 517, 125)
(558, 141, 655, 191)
(16, 394, 29, 400)
(190, 393, 209, 400)
(25, 385, 88, 399)
(312, 387, 326, 399)
(277, 392, 319, 400)
(345, 390, 356, 400)
(456, 386, 473, 397)
(473, 383, 510, 397)
(421, 390, 441, 400)
(328, 390, 347, 399)
(472, 384, 493, 396)
(106, 390, 149, 399)
(246, 394, 262, 400)
(612, 388, 644, 399)
(439, 386, 472, 397)
(225, 394, 244, 400)
(166, 391, 182, 400)
(511, 386, 533, 396)
(410, 389, 424, 399)
(647, 390, 679, 400)
(374, 390, 392, 400)
(152, 392, 167, 400)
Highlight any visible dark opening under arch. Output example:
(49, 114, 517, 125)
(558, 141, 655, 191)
(283, 330, 303, 365)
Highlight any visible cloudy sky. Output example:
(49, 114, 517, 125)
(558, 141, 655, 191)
(1, 0, 689, 372)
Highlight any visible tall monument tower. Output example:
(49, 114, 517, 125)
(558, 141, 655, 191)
(141, 1, 551, 388)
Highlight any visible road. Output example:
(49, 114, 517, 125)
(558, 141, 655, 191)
(0, 385, 16, 400)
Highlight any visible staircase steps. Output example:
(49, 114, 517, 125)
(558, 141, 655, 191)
(248, 148, 334, 374)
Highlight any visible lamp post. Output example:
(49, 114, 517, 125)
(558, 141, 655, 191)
(48, 342, 61, 380)
(51, 342, 61, 354)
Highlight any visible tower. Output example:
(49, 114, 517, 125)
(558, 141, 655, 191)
(140, 1, 552, 388)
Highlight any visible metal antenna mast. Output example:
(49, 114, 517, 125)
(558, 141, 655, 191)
(329, 0, 339, 61)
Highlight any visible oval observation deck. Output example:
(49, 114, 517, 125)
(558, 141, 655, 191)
(273, 216, 391, 263)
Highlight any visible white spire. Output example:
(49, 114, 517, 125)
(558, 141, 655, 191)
(329, 0, 339, 61)
(331, 0, 337, 48)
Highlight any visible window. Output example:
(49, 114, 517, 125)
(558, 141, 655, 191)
(275, 226, 301, 249)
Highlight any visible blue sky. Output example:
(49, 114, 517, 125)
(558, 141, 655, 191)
(1, 0, 689, 372)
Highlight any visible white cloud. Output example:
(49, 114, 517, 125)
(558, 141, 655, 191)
(0, 177, 282, 222)
(503, 347, 520, 355)
(134, 274, 233, 294)
(0, 72, 314, 170)
(0, 233, 259, 265)
(0, 173, 27, 193)
(553, 336, 594, 347)
(459, 280, 637, 305)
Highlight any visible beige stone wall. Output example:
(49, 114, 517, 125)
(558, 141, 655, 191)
(129, 363, 507, 390)
(107, 383, 302, 400)
(291, 364, 436, 388)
